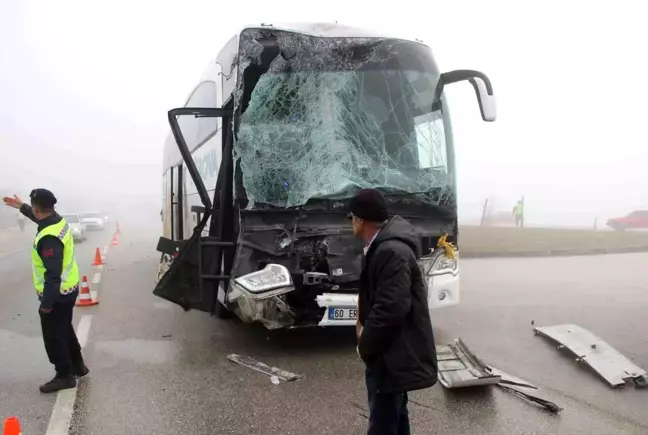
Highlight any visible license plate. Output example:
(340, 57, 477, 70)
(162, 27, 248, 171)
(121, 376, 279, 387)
(328, 307, 357, 321)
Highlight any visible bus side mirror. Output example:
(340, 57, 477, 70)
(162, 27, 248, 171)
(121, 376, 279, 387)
(469, 76, 496, 122)
(433, 70, 497, 122)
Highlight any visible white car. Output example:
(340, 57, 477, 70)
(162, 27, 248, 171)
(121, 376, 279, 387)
(80, 212, 105, 230)
(60, 213, 87, 242)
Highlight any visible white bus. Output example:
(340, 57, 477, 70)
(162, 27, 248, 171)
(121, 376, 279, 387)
(155, 22, 496, 330)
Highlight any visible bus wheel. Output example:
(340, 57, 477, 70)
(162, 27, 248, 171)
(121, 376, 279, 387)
(213, 286, 234, 319)
(213, 300, 234, 319)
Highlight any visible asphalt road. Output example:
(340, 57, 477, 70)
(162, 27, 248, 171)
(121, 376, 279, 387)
(3, 227, 648, 434)
(0, 226, 112, 435)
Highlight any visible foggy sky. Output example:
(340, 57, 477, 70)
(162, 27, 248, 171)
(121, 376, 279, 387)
(1, 0, 646, 227)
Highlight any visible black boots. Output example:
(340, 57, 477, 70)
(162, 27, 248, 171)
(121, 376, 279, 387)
(39, 364, 89, 393)
(39, 375, 76, 393)
(72, 363, 90, 377)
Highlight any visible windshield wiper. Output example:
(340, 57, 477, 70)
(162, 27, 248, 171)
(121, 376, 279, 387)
(376, 187, 456, 217)
(376, 186, 451, 201)
(248, 198, 346, 213)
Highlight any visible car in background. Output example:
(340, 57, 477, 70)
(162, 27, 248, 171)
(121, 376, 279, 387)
(607, 210, 648, 231)
(80, 212, 106, 230)
(60, 213, 87, 242)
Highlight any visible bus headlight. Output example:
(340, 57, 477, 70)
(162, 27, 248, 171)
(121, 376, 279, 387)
(230, 264, 295, 301)
(419, 250, 459, 277)
(419, 249, 460, 308)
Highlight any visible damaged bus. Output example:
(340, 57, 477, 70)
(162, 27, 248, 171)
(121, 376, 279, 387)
(155, 23, 496, 329)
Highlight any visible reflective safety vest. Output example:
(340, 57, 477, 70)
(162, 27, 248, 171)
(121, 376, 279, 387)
(32, 219, 80, 296)
(514, 203, 524, 216)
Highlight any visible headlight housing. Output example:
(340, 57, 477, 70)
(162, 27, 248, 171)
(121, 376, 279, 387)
(230, 264, 295, 301)
(419, 249, 459, 277)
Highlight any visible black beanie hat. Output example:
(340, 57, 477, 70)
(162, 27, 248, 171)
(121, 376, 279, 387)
(349, 189, 388, 223)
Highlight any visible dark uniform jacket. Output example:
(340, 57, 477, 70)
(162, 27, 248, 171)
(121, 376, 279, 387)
(20, 205, 78, 309)
(358, 216, 438, 394)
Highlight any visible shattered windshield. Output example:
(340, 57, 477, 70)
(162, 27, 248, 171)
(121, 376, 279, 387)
(234, 30, 453, 209)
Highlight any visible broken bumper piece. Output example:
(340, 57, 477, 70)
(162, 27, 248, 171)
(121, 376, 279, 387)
(535, 323, 648, 388)
(315, 293, 358, 327)
(436, 338, 501, 388)
(437, 338, 563, 413)
(228, 264, 297, 329)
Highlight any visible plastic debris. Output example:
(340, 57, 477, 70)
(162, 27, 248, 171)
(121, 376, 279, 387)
(227, 354, 303, 382)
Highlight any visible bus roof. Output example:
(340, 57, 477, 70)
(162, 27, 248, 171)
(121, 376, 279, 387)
(238, 22, 425, 43)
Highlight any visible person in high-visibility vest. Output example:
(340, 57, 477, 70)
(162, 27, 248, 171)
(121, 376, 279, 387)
(512, 200, 524, 228)
(2, 189, 89, 393)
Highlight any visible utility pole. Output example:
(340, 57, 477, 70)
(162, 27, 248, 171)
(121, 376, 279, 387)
(480, 198, 489, 227)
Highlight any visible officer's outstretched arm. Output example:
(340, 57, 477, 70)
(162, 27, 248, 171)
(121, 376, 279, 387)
(19, 204, 38, 224)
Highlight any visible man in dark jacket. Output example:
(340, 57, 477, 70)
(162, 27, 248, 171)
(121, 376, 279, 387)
(350, 188, 438, 435)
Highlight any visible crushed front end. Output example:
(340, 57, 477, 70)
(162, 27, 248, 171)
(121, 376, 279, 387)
(225, 211, 363, 329)
(153, 203, 460, 330)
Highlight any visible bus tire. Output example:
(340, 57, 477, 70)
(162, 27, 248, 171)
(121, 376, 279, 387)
(214, 300, 233, 319)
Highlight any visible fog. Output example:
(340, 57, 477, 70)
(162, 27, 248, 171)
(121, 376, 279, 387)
(1, 0, 646, 229)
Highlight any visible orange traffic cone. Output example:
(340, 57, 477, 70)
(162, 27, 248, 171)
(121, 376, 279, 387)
(3, 417, 21, 435)
(92, 246, 103, 266)
(111, 233, 119, 246)
(76, 276, 98, 307)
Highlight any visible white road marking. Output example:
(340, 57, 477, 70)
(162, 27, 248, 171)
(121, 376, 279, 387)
(45, 389, 77, 435)
(45, 235, 109, 433)
(76, 315, 92, 348)
(44, 314, 93, 435)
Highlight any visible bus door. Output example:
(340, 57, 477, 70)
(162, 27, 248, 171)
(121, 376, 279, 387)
(171, 164, 184, 240)
(162, 169, 173, 239)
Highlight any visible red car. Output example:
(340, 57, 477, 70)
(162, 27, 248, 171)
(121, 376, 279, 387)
(607, 210, 648, 231)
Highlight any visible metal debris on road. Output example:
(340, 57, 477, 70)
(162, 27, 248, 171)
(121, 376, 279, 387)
(488, 366, 563, 413)
(534, 324, 648, 388)
(437, 338, 563, 413)
(227, 354, 304, 382)
(436, 338, 501, 388)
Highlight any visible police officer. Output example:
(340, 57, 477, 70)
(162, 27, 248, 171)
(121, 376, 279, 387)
(2, 189, 89, 393)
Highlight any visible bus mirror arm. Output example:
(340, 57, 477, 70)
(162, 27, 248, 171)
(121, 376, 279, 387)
(167, 107, 234, 212)
(433, 70, 497, 122)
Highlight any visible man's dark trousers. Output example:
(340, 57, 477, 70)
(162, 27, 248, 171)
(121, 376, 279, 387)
(366, 369, 411, 435)
(39, 298, 83, 377)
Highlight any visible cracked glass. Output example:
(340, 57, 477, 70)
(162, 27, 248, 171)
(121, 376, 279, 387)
(233, 30, 453, 209)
